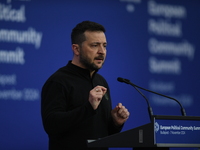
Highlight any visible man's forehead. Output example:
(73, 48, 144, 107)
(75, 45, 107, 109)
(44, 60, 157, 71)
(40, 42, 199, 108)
(84, 31, 106, 41)
(84, 31, 105, 37)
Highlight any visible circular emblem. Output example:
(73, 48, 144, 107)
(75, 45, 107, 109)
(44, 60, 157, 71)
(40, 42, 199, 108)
(155, 122, 159, 132)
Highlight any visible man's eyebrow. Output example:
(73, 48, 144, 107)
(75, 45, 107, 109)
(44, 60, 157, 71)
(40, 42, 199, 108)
(91, 42, 107, 44)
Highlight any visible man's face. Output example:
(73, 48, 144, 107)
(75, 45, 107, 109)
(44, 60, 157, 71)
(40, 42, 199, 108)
(79, 31, 107, 71)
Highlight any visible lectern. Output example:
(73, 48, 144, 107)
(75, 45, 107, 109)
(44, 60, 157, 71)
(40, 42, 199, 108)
(88, 115, 200, 149)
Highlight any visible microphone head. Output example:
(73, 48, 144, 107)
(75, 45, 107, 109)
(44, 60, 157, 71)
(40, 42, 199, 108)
(117, 77, 130, 84)
(117, 77, 124, 82)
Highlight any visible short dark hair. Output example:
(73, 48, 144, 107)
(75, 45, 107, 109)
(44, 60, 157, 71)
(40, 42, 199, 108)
(71, 21, 106, 45)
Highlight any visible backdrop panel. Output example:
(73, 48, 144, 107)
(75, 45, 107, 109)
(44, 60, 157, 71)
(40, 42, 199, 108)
(0, 0, 199, 149)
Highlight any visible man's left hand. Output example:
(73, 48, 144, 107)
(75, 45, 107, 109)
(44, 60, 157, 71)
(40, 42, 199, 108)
(111, 103, 130, 126)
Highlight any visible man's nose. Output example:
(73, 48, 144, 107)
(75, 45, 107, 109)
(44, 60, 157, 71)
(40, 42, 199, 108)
(98, 45, 106, 54)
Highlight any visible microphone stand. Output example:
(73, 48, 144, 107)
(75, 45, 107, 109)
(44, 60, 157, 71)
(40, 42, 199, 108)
(117, 77, 186, 116)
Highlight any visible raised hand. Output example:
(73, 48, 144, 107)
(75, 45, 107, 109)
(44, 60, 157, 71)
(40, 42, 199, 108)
(111, 103, 130, 126)
(89, 85, 107, 110)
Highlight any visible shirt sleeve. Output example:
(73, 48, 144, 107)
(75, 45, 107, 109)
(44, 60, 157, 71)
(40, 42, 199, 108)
(108, 119, 124, 135)
(41, 81, 96, 135)
(102, 80, 124, 135)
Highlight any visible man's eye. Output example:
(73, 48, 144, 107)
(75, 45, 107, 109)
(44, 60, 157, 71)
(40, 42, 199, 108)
(92, 45, 97, 47)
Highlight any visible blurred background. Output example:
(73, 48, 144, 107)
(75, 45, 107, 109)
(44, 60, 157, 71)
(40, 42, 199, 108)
(0, 0, 200, 149)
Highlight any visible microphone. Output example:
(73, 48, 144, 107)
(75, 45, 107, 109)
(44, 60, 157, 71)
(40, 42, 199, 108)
(117, 77, 154, 119)
(117, 77, 186, 116)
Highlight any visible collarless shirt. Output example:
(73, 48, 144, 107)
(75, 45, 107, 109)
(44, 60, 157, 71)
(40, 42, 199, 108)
(41, 61, 122, 150)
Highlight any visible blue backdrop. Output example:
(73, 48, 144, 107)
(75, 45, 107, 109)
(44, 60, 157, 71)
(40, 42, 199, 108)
(0, 0, 200, 150)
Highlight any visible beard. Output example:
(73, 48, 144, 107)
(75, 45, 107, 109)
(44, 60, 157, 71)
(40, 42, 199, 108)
(79, 49, 104, 71)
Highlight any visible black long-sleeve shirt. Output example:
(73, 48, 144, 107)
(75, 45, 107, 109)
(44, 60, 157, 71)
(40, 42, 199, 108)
(41, 61, 122, 150)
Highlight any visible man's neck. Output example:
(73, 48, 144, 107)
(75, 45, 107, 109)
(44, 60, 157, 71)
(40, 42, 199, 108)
(71, 60, 95, 78)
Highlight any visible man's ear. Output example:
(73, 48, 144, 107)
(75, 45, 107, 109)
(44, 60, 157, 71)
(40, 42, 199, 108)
(72, 44, 80, 55)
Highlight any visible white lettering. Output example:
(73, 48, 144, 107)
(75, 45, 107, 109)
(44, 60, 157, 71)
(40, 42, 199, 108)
(0, 74, 16, 86)
(160, 131, 169, 135)
(23, 88, 40, 101)
(148, 0, 187, 19)
(0, 47, 25, 65)
(150, 94, 193, 107)
(160, 125, 171, 130)
(0, 28, 43, 49)
(0, 3, 26, 22)
(171, 125, 181, 130)
(170, 131, 181, 134)
(149, 80, 175, 93)
(0, 88, 40, 101)
(149, 57, 181, 74)
(0, 89, 22, 100)
(181, 126, 193, 131)
(149, 38, 195, 60)
(194, 126, 200, 130)
(148, 19, 182, 37)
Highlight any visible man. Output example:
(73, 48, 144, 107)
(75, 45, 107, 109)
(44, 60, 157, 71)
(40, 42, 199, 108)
(41, 21, 130, 150)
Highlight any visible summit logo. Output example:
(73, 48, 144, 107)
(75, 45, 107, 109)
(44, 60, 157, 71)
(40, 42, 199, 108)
(155, 122, 159, 132)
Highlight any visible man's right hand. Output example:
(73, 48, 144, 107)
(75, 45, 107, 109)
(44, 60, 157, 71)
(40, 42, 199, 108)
(89, 85, 107, 110)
